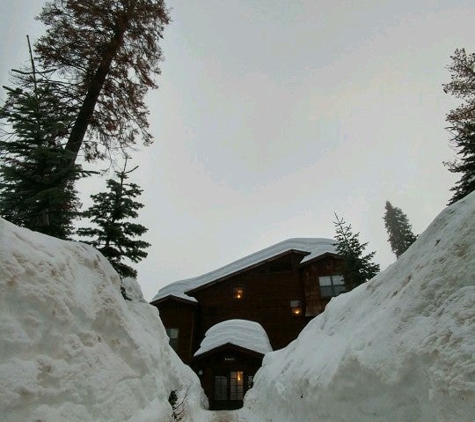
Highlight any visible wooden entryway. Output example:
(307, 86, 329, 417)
(192, 344, 264, 410)
(213, 369, 247, 410)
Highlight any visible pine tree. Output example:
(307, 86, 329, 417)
(383, 201, 417, 258)
(34, 0, 170, 166)
(445, 122, 475, 204)
(0, 37, 83, 239)
(77, 163, 150, 278)
(333, 214, 380, 290)
(443, 48, 475, 204)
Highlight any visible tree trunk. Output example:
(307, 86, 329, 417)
(64, 27, 127, 167)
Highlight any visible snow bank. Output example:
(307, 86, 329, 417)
(194, 319, 273, 357)
(0, 219, 206, 422)
(244, 192, 475, 422)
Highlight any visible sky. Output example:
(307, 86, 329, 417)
(1, 0, 474, 301)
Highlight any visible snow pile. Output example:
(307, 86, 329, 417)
(0, 219, 206, 422)
(244, 193, 475, 422)
(194, 320, 273, 357)
(154, 238, 336, 302)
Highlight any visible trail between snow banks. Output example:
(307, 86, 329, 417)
(195, 409, 264, 422)
(210, 411, 239, 422)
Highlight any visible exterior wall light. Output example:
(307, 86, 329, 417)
(233, 286, 244, 300)
(290, 300, 303, 315)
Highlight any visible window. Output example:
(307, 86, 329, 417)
(247, 375, 254, 389)
(232, 285, 244, 300)
(165, 328, 179, 351)
(230, 371, 244, 400)
(214, 376, 228, 401)
(318, 275, 345, 298)
(290, 300, 304, 315)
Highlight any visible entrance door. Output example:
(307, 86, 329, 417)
(213, 370, 244, 410)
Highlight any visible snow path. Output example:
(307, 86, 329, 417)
(193, 409, 264, 422)
(210, 411, 240, 422)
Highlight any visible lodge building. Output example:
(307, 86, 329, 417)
(151, 238, 346, 410)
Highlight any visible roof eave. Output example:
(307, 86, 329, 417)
(186, 249, 311, 295)
(150, 294, 198, 306)
(299, 251, 342, 267)
(192, 342, 267, 361)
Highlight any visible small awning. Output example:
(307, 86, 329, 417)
(194, 319, 273, 357)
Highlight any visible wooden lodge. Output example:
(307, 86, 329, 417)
(151, 238, 346, 410)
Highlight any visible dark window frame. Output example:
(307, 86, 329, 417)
(214, 375, 228, 401)
(229, 371, 244, 400)
(165, 327, 179, 351)
(318, 275, 345, 298)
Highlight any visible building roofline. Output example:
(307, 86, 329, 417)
(187, 249, 309, 294)
(298, 251, 342, 267)
(192, 342, 266, 361)
(152, 238, 338, 302)
(150, 294, 198, 306)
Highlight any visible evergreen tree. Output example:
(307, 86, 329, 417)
(0, 37, 83, 239)
(333, 214, 380, 290)
(446, 122, 475, 204)
(443, 48, 475, 204)
(77, 164, 150, 278)
(383, 201, 417, 258)
(34, 0, 170, 166)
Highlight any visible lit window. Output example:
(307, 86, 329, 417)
(230, 371, 244, 400)
(290, 300, 304, 315)
(318, 275, 345, 298)
(233, 286, 244, 300)
(166, 328, 179, 351)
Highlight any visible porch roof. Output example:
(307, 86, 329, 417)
(194, 319, 273, 357)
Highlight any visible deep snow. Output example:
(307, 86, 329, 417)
(0, 221, 206, 422)
(1, 192, 474, 422)
(243, 191, 475, 422)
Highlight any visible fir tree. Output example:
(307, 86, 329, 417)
(0, 37, 83, 239)
(383, 201, 417, 258)
(445, 122, 475, 204)
(34, 0, 170, 166)
(333, 214, 380, 290)
(443, 48, 475, 204)
(77, 163, 150, 278)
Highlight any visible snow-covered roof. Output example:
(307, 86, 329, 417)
(152, 291, 198, 304)
(152, 238, 337, 302)
(194, 319, 273, 357)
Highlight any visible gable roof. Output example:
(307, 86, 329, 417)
(152, 238, 337, 302)
(194, 319, 273, 357)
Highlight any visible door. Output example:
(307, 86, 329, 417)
(213, 370, 245, 410)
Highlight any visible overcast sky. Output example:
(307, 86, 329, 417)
(1, 0, 474, 301)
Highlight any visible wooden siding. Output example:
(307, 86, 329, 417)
(191, 252, 308, 351)
(152, 253, 344, 357)
(152, 299, 196, 364)
(302, 256, 345, 316)
(152, 251, 346, 410)
(192, 345, 263, 410)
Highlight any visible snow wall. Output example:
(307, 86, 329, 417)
(0, 219, 206, 422)
(244, 192, 475, 422)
